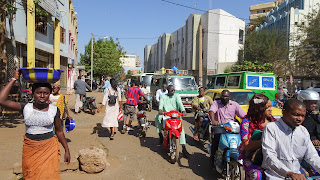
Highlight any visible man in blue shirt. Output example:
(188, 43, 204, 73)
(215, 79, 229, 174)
(102, 77, 111, 94)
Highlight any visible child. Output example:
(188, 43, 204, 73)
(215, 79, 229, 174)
(50, 83, 73, 121)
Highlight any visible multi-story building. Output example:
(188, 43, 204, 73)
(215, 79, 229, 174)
(4, 0, 78, 90)
(144, 9, 245, 85)
(67, 0, 79, 93)
(256, 0, 320, 88)
(121, 54, 142, 74)
(249, 1, 282, 21)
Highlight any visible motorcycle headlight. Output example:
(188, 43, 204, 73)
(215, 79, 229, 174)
(171, 113, 178, 118)
(229, 138, 238, 149)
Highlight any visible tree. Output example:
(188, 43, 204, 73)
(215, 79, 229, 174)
(80, 37, 125, 79)
(234, 60, 273, 72)
(241, 29, 289, 75)
(126, 70, 133, 80)
(290, 8, 320, 76)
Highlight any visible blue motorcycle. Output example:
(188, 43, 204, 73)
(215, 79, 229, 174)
(209, 122, 245, 180)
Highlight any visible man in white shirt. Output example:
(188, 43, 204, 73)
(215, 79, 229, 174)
(262, 99, 320, 180)
(156, 83, 167, 104)
(141, 83, 150, 94)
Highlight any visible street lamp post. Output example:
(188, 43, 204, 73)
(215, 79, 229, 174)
(91, 33, 93, 89)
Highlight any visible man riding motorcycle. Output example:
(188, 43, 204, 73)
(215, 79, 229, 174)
(298, 90, 320, 175)
(155, 85, 190, 157)
(191, 87, 213, 141)
(209, 90, 246, 164)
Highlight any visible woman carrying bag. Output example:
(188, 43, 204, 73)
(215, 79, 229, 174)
(98, 78, 122, 140)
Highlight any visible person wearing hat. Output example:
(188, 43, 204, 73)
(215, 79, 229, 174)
(0, 70, 70, 179)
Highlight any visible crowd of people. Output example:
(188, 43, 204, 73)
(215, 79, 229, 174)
(0, 69, 320, 180)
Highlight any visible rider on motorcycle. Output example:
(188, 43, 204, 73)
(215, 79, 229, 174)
(156, 85, 190, 157)
(191, 87, 213, 141)
(298, 90, 320, 175)
(209, 90, 246, 163)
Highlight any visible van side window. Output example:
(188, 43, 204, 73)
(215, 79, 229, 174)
(228, 76, 240, 87)
(216, 77, 226, 87)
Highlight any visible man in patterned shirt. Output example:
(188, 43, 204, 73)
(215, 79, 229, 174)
(122, 80, 149, 133)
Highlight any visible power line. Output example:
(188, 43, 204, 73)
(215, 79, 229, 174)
(160, 0, 249, 21)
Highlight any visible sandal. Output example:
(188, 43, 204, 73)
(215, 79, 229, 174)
(110, 135, 114, 140)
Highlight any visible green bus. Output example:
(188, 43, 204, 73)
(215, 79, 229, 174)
(207, 72, 278, 101)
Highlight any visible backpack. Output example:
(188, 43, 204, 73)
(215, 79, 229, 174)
(108, 88, 117, 105)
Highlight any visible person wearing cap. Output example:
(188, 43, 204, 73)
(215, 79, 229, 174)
(298, 90, 320, 175)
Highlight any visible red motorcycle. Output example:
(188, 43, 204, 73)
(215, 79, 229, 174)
(163, 110, 183, 164)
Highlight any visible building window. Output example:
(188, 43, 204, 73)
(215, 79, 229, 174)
(239, 29, 244, 44)
(35, 15, 48, 35)
(60, 27, 66, 44)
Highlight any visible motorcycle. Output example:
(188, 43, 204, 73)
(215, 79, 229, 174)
(82, 95, 97, 115)
(21, 88, 33, 103)
(137, 101, 151, 137)
(163, 110, 184, 164)
(189, 109, 211, 142)
(209, 122, 245, 180)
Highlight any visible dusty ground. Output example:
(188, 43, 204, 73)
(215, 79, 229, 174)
(0, 91, 222, 180)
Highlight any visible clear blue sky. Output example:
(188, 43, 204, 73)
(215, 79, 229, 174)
(75, 0, 271, 66)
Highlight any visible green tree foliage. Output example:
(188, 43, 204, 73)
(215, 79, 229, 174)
(240, 29, 288, 75)
(291, 8, 320, 76)
(247, 16, 266, 34)
(126, 70, 133, 80)
(235, 60, 273, 72)
(80, 37, 125, 79)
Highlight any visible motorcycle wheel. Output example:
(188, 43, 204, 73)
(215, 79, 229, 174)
(170, 136, 180, 164)
(228, 160, 245, 180)
(90, 109, 96, 115)
(141, 130, 146, 137)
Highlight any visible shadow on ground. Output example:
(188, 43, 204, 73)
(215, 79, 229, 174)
(0, 116, 24, 128)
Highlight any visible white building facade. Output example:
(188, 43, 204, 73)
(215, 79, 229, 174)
(144, 9, 245, 85)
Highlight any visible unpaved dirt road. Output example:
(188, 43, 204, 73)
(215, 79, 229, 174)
(0, 91, 222, 180)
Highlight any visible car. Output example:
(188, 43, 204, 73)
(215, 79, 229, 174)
(204, 89, 283, 121)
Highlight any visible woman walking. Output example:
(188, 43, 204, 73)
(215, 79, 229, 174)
(50, 83, 73, 120)
(97, 78, 122, 140)
(238, 94, 276, 180)
(0, 70, 70, 179)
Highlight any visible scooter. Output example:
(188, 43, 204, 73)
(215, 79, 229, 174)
(163, 110, 184, 164)
(137, 101, 151, 137)
(82, 95, 97, 115)
(209, 122, 245, 180)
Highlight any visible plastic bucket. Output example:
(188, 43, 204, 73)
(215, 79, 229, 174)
(65, 117, 75, 133)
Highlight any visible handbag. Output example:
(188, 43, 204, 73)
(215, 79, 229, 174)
(246, 130, 263, 166)
(117, 111, 123, 121)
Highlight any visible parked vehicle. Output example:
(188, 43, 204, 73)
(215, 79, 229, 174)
(204, 89, 283, 121)
(151, 74, 198, 112)
(82, 95, 97, 115)
(210, 122, 245, 180)
(162, 110, 184, 164)
(21, 87, 33, 103)
(207, 72, 278, 105)
(137, 101, 151, 137)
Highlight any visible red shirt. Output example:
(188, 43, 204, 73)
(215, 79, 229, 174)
(126, 86, 144, 106)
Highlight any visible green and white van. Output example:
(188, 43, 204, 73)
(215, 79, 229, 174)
(207, 72, 278, 102)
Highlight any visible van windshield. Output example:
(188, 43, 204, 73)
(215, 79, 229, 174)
(141, 75, 152, 86)
(230, 92, 255, 105)
(168, 77, 197, 90)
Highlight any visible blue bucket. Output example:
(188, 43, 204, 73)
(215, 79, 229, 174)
(19, 67, 63, 83)
(65, 117, 75, 133)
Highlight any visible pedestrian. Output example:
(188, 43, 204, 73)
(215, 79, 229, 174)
(0, 70, 70, 179)
(155, 83, 168, 105)
(50, 83, 73, 120)
(123, 80, 150, 133)
(97, 78, 122, 140)
(74, 76, 92, 114)
(238, 94, 276, 180)
(102, 77, 111, 94)
(262, 99, 320, 179)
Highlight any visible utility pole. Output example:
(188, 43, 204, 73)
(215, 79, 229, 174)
(199, 24, 203, 87)
(91, 33, 93, 89)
